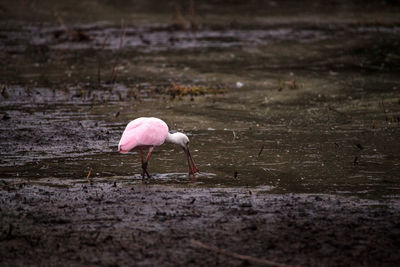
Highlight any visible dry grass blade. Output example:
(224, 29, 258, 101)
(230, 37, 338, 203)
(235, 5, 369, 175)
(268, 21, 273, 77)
(97, 34, 109, 84)
(188, 0, 200, 30)
(380, 99, 389, 121)
(172, 4, 186, 30)
(232, 130, 237, 141)
(110, 19, 126, 83)
(86, 167, 93, 185)
(258, 145, 264, 157)
(190, 239, 297, 267)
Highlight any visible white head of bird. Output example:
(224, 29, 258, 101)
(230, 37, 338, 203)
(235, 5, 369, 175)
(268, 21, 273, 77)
(165, 132, 190, 149)
(165, 131, 198, 175)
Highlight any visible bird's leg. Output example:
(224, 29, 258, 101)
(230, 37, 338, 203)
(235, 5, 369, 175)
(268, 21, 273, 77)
(140, 150, 146, 180)
(145, 147, 154, 162)
(141, 147, 153, 179)
(184, 148, 199, 176)
(186, 150, 193, 175)
(189, 153, 199, 174)
(142, 162, 150, 179)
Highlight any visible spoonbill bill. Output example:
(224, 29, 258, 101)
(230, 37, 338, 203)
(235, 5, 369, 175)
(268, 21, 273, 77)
(118, 117, 199, 178)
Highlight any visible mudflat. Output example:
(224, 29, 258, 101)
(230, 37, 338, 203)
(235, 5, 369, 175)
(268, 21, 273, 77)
(1, 183, 400, 266)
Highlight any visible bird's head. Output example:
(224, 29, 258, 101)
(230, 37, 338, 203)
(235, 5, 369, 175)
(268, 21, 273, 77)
(166, 132, 191, 149)
(166, 131, 199, 174)
(172, 132, 190, 149)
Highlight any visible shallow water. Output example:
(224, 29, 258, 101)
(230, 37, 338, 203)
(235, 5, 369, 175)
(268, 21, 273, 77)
(1, 2, 399, 199)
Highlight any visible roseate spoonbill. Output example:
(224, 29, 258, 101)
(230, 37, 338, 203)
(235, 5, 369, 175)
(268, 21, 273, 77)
(118, 117, 199, 178)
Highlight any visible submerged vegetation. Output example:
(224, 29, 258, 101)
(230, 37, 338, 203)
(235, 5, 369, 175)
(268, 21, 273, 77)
(166, 82, 228, 99)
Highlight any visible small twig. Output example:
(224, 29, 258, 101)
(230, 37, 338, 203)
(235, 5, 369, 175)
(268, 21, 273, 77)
(86, 168, 93, 185)
(258, 145, 264, 157)
(190, 239, 296, 267)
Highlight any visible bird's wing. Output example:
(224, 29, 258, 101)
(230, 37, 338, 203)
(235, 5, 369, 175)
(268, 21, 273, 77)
(118, 118, 168, 153)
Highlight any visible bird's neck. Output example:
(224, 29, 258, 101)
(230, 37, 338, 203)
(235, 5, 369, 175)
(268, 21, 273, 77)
(165, 132, 182, 146)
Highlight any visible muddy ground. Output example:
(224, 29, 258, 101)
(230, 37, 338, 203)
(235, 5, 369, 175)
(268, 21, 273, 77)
(1, 0, 400, 266)
(1, 183, 400, 266)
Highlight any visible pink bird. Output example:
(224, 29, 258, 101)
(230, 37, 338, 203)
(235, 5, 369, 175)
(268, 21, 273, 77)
(118, 117, 199, 178)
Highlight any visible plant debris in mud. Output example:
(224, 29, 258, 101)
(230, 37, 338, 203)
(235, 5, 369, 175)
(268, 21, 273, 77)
(166, 82, 228, 99)
(53, 11, 91, 42)
(278, 79, 303, 91)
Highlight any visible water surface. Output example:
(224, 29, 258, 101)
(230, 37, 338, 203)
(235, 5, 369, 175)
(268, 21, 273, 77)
(1, 1, 399, 199)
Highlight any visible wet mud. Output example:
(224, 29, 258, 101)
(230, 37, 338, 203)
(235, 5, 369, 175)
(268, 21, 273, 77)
(1, 0, 400, 266)
(1, 183, 400, 266)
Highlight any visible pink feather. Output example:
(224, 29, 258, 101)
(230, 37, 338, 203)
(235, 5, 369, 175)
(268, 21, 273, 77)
(118, 117, 169, 154)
